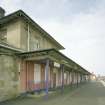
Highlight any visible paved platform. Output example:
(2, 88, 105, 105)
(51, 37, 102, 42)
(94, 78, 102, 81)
(1, 81, 105, 105)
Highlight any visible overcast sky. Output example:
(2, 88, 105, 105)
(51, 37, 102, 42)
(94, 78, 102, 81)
(1, 0, 105, 75)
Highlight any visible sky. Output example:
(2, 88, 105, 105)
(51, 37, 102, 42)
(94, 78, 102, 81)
(0, 0, 105, 76)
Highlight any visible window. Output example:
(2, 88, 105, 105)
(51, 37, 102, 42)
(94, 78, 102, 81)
(35, 39, 40, 49)
(33, 39, 40, 50)
(30, 36, 40, 51)
(0, 29, 7, 42)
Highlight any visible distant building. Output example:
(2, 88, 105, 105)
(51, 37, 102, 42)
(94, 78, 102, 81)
(90, 72, 96, 81)
(97, 76, 105, 81)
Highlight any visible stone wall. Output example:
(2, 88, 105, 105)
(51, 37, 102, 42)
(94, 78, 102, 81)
(0, 54, 19, 102)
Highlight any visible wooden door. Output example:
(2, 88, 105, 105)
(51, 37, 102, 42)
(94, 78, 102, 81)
(34, 64, 41, 90)
(53, 73, 56, 88)
(20, 61, 34, 92)
(20, 61, 27, 92)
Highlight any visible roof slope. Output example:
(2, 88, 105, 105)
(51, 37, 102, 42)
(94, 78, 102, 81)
(0, 10, 64, 50)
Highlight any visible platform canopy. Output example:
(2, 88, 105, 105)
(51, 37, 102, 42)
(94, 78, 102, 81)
(17, 48, 90, 75)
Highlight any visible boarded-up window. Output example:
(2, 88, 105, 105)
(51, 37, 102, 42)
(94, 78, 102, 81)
(64, 73, 67, 79)
(0, 29, 7, 42)
(34, 64, 41, 83)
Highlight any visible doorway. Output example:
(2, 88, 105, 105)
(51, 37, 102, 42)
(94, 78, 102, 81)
(53, 73, 56, 88)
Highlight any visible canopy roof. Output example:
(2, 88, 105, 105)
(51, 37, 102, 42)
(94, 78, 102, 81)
(0, 43, 90, 75)
(17, 48, 90, 75)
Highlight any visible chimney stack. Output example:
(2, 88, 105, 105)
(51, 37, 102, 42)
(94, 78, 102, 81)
(0, 7, 5, 18)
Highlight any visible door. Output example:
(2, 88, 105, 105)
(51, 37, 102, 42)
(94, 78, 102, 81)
(20, 61, 27, 92)
(53, 73, 56, 88)
(34, 64, 41, 90)
(20, 61, 34, 92)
